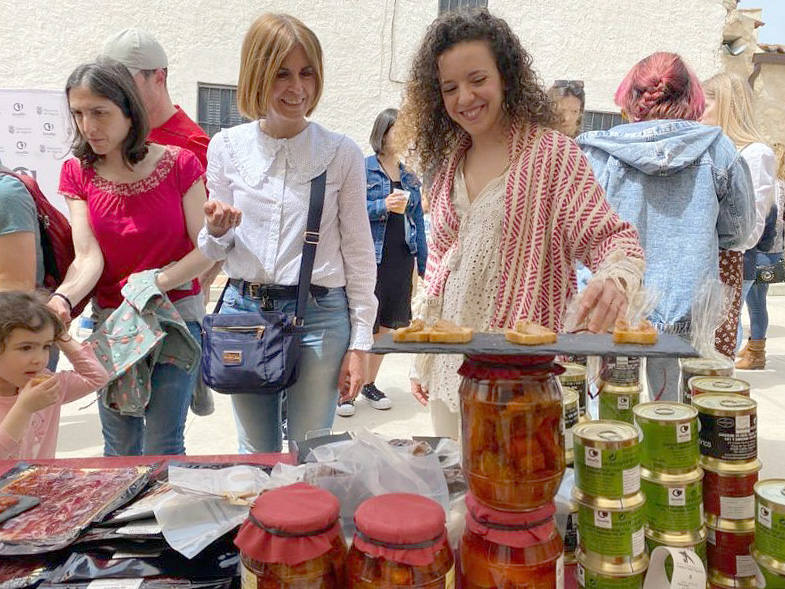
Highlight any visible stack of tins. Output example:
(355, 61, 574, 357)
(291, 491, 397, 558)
(598, 356, 642, 424)
(687, 376, 750, 406)
(573, 421, 649, 587)
(458, 355, 566, 587)
(693, 393, 759, 589)
(678, 357, 734, 404)
(633, 402, 707, 577)
(752, 480, 785, 586)
(558, 363, 586, 467)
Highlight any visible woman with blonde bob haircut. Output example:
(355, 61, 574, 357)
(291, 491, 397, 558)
(702, 72, 776, 367)
(198, 13, 377, 453)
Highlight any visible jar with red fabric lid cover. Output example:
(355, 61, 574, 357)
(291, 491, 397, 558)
(346, 493, 455, 588)
(460, 355, 566, 511)
(234, 482, 346, 588)
(460, 493, 563, 588)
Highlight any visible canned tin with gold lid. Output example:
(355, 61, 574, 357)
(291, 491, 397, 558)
(575, 548, 648, 588)
(573, 487, 646, 559)
(600, 356, 642, 387)
(751, 545, 785, 587)
(634, 402, 699, 472)
(706, 514, 757, 579)
(573, 421, 640, 498)
(679, 357, 733, 404)
(645, 527, 707, 567)
(754, 479, 785, 563)
(640, 467, 704, 532)
(708, 568, 759, 588)
(689, 376, 750, 399)
(701, 457, 761, 521)
(559, 362, 587, 415)
(599, 383, 641, 425)
(693, 394, 757, 461)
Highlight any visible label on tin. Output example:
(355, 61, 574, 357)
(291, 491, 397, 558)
(669, 487, 687, 507)
(632, 527, 645, 556)
(736, 555, 757, 577)
(595, 509, 613, 529)
(759, 503, 773, 528)
(586, 447, 602, 469)
(677, 423, 691, 443)
(698, 411, 757, 460)
(737, 414, 751, 432)
(756, 501, 785, 560)
(720, 495, 755, 520)
(577, 563, 585, 586)
(624, 465, 641, 496)
(644, 546, 706, 589)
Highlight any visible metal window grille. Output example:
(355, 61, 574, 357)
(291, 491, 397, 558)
(197, 83, 248, 137)
(439, 0, 488, 14)
(581, 110, 625, 133)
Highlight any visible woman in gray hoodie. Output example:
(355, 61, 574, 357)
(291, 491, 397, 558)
(577, 52, 754, 401)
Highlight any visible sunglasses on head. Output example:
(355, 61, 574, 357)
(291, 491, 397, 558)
(553, 79, 585, 92)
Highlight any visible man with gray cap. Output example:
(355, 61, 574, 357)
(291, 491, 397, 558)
(102, 28, 209, 169)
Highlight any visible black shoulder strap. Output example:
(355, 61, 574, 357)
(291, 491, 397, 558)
(295, 170, 327, 325)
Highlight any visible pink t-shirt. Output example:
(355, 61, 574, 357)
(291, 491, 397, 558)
(0, 343, 109, 459)
(58, 145, 204, 309)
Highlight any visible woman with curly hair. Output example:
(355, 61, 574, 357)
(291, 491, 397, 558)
(578, 54, 754, 399)
(394, 9, 645, 437)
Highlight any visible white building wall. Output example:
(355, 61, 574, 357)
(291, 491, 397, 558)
(0, 0, 727, 152)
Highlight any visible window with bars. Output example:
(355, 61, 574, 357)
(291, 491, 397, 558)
(581, 110, 624, 133)
(439, 0, 488, 14)
(197, 83, 248, 137)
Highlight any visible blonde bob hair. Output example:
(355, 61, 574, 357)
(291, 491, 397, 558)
(237, 13, 323, 120)
(702, 72, 767, 149)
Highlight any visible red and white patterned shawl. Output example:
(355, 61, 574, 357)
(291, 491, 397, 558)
(423, 121, 644, 331)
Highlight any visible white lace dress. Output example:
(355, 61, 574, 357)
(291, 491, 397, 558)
(417, 163, 507, 412)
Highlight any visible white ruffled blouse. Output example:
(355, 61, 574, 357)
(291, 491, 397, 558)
(198, 121, 377, 350)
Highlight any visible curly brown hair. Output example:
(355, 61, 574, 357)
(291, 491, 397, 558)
(0, 291, 65, 353)
(394, 8, 557, 175)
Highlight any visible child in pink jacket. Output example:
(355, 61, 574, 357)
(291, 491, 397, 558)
(0, 291, 109, 459)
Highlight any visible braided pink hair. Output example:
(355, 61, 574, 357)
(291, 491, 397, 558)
(614, 52, 705, 122)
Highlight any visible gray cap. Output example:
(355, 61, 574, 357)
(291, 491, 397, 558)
(102, 28, 167, 75)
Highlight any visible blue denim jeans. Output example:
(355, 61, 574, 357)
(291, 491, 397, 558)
(738, 251, 783, 346)
(220, 283, 351, 453)
(98, 321, 201, 456)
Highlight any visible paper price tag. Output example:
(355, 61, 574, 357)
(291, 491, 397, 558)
(87, 580, 143, 589)
(643, 546, 706, 589)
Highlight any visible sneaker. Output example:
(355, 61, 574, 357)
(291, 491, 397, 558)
(336, 399, 356, 417)
(361, 383, 392, 410)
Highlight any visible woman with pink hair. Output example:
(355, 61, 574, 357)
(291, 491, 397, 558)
(577, 52, 754, 400)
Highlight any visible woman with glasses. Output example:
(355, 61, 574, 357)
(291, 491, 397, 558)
(548, 80, 585, 138)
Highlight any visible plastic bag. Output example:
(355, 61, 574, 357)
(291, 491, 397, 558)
(689, 279, 735, 359)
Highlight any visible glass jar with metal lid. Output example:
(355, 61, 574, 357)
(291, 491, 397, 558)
(706, 514, 757, 579)
(573, 421, 640, 499)
(701, 457, 761, 521)
(693, 394, 757, 462)
(346, 493, 454, 588)
(689, 376, 750, 401)
(679, 357, 733, 404)
(754, 479, 785, 563)
(573, 487, 646, 560)
(460, 355, 565, 511)
(634, 402, 699, 472)
(235, 482, 347, 588)
(575, 547, 648, 588)
(640, 467, 704, 532)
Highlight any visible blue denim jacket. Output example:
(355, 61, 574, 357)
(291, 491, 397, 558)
(365, 155, 428, 276)
(577, 120, 754, 331)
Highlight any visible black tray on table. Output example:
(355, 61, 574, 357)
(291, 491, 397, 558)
(371, 332, 698, 358)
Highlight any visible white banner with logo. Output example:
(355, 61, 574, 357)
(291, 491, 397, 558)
(0, 89, 72, 216)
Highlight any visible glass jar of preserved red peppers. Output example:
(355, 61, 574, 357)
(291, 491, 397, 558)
(459, 355, 566, 511)
(460, 493, 564, 588)
(346, 493, 455, 588)
(235, 482, 347, 588)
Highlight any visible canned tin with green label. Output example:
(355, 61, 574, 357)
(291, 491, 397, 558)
(752, 546, 785, 589)
(645, 527, 707, 571)
(599, 384, 641, 425)
(574, 421, 641, 499)
(634, 402, 699, 472)
(755, 479, 785, 562)
(600, 356, 642, 387)
(694, 394, 757, 461)
(679, 357, 733, 405)
(573, 487, 646, 558)
(560, 362, 588, 415)
(563, 388, 580, 465)
(576, 549, 648, 589)
(689, 376, 750, 401)
(640, 467, 704, 532)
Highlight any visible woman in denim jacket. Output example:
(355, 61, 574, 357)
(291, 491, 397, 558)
(578, 53, 754, 401)
(338, 108, 427, 416)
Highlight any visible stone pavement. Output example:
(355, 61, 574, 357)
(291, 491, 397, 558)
(56, 297, 785, 480)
